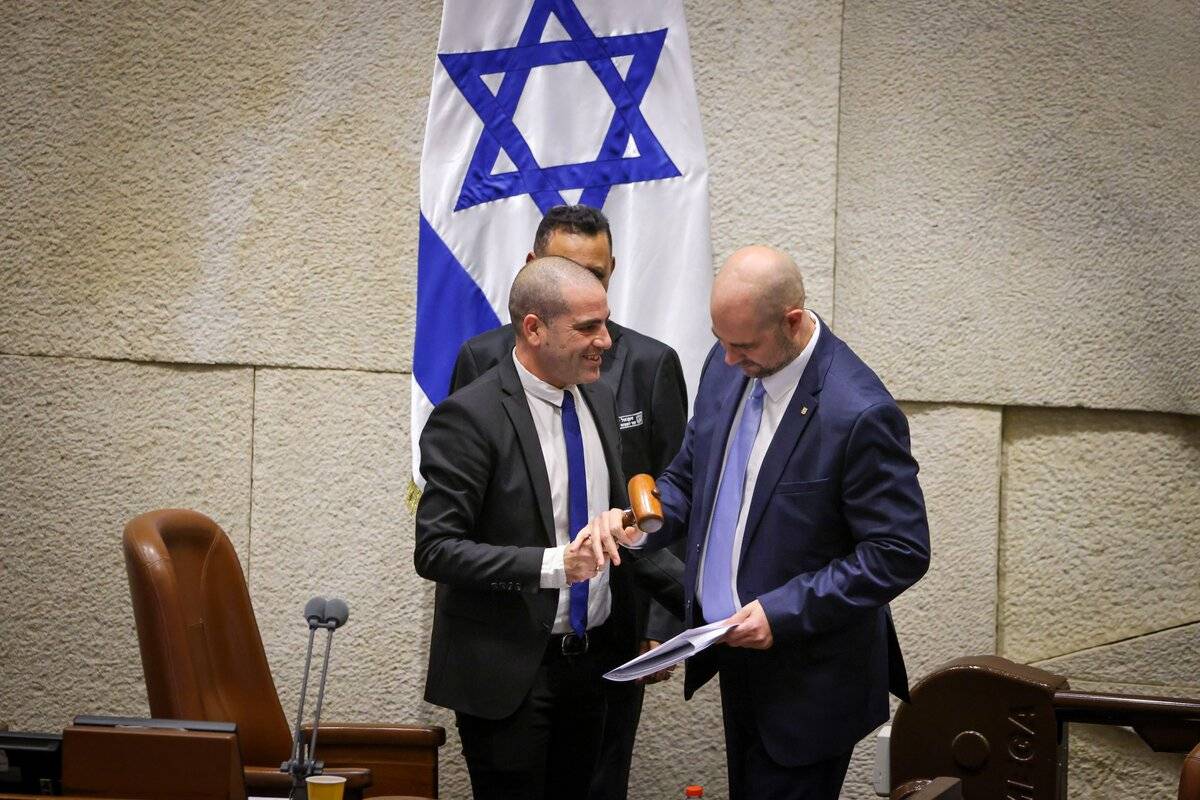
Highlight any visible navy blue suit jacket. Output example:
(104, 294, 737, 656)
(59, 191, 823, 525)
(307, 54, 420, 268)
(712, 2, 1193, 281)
(652, 321, 931, 766)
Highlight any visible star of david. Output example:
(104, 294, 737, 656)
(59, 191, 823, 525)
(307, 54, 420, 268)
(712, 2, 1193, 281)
(439, 0, 681, 214)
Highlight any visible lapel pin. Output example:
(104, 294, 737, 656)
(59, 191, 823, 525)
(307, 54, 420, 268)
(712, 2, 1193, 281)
(800, 405, 808, 416)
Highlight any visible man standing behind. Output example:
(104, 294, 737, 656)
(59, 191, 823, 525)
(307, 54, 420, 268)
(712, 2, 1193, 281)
(601, 246, 931, 799)
(415, 257, 635, 799)
(450, 204, 688, 800)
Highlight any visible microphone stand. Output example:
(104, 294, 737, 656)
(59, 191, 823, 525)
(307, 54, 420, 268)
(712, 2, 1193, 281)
(307, 622, 336, 769)
(282, 598, 348, 800)
(283, 620, 321, 797)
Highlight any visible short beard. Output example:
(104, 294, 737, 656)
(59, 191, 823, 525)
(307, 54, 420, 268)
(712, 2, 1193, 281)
(755, 330, 803, 378)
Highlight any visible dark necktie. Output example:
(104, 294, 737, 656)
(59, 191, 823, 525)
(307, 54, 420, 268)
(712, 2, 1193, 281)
(561, 390, 589, 637)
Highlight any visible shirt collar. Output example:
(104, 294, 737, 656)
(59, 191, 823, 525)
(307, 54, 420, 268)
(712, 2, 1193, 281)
(760, 311, 821, 403)
(512, 349, 570, 408)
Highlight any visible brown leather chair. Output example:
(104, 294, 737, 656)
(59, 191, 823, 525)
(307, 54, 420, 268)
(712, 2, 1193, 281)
(1182, 741, 1200, 800)
(122, 509, 444, 798)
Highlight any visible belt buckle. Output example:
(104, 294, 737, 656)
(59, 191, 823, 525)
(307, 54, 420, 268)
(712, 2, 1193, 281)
(561, 631, 588, 656)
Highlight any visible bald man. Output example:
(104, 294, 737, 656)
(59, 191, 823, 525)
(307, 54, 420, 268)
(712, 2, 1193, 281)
(415, 257, 649, 800)
(601, 247, 931, 799)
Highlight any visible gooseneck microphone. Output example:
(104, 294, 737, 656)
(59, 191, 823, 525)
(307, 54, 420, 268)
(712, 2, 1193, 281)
(306, 598, 349, 769)
(282, 595, 350, 798)
(305, 596, 329, 625)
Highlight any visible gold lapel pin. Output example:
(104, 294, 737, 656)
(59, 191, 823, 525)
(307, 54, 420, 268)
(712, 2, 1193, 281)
(800, 405, 809, 415)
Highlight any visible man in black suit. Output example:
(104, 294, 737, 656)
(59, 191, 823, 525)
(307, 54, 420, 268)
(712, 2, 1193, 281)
(449, 205, 688, 800)
(416, 256, 658, 800)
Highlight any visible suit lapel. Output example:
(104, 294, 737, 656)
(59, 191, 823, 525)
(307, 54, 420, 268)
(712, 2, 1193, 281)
(598, 321, 626, 398)
(580, 381, 624, 503)
(739, 390, 818, 557)
(498, 357, 556, 546)
(740, 320, 836, 558)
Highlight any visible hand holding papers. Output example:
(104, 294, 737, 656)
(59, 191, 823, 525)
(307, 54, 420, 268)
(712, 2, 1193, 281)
(604, 620, 738, 682)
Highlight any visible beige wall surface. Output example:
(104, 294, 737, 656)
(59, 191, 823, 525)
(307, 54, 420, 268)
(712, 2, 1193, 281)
(836, 0, 1200, 414)
(0, 355, 253, 731)
(0, 2, 436, 371)
(2, 2, 1197, 799)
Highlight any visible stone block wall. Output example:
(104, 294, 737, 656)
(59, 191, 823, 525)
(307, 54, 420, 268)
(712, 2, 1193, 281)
(1, 2, 1196, 798)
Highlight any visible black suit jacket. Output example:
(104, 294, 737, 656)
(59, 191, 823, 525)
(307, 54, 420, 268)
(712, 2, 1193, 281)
(451, 321, 687, 479)
(450, 321, 688, 640)
(415, 355, 673, 719)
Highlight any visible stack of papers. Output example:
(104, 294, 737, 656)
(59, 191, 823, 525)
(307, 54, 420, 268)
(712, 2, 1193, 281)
(603, 620, 738, 682)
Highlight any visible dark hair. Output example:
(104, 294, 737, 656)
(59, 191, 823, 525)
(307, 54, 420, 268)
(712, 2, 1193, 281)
(532, 205, 613, 255)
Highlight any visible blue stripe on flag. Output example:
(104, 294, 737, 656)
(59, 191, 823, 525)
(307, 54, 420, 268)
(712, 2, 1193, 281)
(413, 214, 501, 405)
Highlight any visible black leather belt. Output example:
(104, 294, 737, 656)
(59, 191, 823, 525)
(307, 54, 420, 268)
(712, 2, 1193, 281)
(546, 631, 589, 658)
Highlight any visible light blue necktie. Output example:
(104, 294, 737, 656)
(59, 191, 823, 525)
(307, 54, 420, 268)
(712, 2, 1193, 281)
(561, 390, 589, 637)
(700, 379, 766, 623)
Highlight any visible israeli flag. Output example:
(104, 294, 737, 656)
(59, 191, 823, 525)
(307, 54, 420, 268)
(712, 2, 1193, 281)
(412, 0, 713, 484)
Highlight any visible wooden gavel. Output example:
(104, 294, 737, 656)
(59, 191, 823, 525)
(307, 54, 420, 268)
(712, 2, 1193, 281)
(621, 474, 664, 533)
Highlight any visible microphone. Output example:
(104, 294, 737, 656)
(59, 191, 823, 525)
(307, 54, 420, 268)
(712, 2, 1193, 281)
(304, 596, 327, 627)
(323, 598, 349, 628)
(282, 596, 350, 796)
(307, 598, 350, 767)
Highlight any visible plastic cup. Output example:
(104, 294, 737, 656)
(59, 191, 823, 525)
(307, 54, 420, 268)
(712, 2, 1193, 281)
(305, 774, 346, 800)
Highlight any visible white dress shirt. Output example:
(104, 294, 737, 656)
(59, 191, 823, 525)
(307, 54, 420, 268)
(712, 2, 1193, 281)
(696, 312, 822, 610)
(512, 351, 612, 633)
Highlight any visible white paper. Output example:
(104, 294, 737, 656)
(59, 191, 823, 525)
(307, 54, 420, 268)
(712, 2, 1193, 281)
(603, 620, 737, 682)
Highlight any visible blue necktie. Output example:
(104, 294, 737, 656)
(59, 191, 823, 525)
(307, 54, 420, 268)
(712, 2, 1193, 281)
(561, 390, 589, 637)
(701, 379, 766, 623)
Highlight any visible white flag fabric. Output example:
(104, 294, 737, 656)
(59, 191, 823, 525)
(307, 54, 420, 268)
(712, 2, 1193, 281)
(412, 0, 713, 485)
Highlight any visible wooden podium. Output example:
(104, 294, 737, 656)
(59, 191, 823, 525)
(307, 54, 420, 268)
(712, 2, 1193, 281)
(61, 724, 247, 800)
(0, 718, 379, 800)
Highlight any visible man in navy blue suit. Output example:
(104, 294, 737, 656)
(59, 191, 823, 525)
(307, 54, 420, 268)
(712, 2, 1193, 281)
(598, 245, 931, 799)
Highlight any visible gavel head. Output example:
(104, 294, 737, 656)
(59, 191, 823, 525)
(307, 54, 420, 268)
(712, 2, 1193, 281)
(625, 474, 664, 533)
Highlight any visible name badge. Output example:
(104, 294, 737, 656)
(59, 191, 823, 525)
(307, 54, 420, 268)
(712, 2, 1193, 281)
(618, 411, 644, 430)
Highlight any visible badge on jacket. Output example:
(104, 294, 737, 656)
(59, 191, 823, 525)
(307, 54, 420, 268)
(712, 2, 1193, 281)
(618, 411, 644, 430)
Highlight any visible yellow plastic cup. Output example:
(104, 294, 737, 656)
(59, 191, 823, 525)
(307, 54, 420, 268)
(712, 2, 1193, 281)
(305, 774, 346, 800)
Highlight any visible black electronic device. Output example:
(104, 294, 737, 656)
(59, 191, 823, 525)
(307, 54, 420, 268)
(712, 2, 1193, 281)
(0, 730, 63, 795)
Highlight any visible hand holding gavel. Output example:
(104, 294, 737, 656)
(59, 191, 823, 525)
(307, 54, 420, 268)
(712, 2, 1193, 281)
(570, 475, 663, 581)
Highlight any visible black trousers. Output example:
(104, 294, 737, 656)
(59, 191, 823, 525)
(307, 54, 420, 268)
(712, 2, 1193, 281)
(456, 629, 616, 800)
(718, 647, 853, 800)
(587, 677, 644, 800)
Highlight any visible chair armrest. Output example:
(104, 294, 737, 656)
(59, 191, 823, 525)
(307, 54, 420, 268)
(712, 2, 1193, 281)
(303, 723, 446, 798)
(244, 765, 372, 798)
(305, 723, 446, 748)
